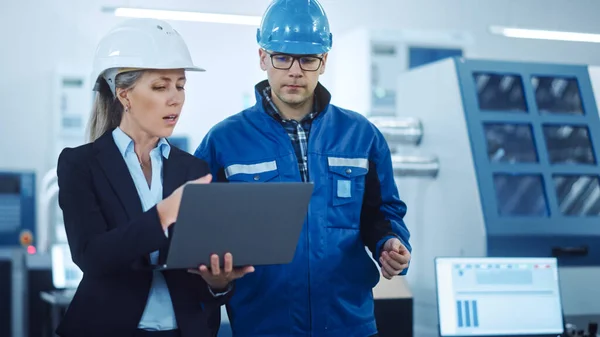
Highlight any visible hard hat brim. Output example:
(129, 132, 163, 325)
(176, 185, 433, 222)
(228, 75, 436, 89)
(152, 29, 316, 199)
(92, 64, 206, 93)
(186, 66, 206, 72)
(261, 41, 331, 55)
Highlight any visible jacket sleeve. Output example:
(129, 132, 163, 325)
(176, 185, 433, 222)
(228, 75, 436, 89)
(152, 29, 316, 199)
(360, 131, 412, 275)
(180, 272, 235, 307)
(206, 283, 235, 305)
(57, 148, 169, 277)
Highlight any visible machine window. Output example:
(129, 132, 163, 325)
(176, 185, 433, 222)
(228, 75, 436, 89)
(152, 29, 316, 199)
(531, 76, 584, 115)
(493, 174, 548, 216)
(553, 175, 600, 216)
(0, 175, 20, 194)
(542, 125, 596, 165)
(0, 175, 21, 234)
(484, 123, 538, 163)
(473, 73, 527, 112)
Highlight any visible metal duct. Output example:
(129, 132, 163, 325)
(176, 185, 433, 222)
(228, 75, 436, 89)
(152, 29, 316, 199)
(369, 117, 423, 146)
(392, 155, 439, 178)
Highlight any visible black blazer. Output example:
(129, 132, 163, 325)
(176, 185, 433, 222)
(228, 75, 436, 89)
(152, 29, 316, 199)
(55, 130, 228, 337)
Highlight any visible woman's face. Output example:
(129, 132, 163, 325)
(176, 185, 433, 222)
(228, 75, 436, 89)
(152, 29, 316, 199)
(118, 69, 186, 139)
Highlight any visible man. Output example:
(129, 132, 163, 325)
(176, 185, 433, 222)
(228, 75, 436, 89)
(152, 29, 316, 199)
(194, 0, 411, 336)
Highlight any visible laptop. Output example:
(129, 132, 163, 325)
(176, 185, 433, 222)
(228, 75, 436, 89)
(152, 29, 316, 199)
(434, 257, 565, 337)
(158, 182, 314, 270)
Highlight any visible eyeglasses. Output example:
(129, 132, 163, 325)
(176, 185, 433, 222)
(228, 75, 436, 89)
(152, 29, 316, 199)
(266, 52, 324, 72)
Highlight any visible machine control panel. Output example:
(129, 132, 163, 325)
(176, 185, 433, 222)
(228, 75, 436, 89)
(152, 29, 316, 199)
(0, 171, 36, 247)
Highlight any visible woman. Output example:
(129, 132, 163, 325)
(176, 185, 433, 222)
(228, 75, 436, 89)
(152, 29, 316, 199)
(55, 18, 253, 337)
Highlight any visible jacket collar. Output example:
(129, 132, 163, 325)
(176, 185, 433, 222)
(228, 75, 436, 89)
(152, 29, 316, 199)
(92, 129, 185, 220)
(253, 79, 332, 116)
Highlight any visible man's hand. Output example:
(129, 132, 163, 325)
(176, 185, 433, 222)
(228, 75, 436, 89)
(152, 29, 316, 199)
(379, 238, 411, 279)
(188, 253, 254, 290)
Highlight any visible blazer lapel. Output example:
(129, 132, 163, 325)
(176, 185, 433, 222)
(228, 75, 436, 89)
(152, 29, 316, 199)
(94, 131, 144, 220)
(159, 150, 188, 265)
(162, 150, 187, 205)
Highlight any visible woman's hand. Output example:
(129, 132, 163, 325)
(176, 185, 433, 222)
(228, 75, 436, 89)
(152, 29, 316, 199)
(157, 174, 212, 230)
(188, 253, 255, 290)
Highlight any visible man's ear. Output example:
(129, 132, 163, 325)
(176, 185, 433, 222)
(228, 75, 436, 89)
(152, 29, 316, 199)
(259, 48, 268, 71)
(319, 53, 328, 75)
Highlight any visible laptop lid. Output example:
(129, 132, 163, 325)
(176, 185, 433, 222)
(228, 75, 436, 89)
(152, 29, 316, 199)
(434, 257, 565, 337)
(51, 243, 83, 289)
(163, 182, 313, 269)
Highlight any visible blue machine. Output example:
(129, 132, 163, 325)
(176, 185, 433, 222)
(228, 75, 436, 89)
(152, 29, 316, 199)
(0, 171, 36, 337)
(408, 46, 463, 70)
(168, 136, 190, 153)
(395, 58, 600, 337)
(455, 59, 600, 264)
(0, 171, 36, 247)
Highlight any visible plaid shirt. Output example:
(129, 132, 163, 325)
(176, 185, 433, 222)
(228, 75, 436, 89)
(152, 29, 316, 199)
(262, 87, 318, 182)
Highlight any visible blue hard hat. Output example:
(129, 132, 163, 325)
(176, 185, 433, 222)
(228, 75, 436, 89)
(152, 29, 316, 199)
(257, 0, 333, 55)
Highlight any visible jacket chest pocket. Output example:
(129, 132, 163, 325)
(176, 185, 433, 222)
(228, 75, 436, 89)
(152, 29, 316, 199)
(225, 160, 280, 182)
(328, 157, 369, 207)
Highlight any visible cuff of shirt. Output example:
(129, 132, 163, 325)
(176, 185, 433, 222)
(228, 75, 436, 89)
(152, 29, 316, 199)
(208, 283, 232, 297)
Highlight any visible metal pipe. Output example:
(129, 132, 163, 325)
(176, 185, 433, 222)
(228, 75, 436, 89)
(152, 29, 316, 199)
(11, 248, 26, 337)
(392, 155, 440, 178)
(39, 168, 59, 254)
(369, 117, 423, 146)
(41, 167, 57, 193)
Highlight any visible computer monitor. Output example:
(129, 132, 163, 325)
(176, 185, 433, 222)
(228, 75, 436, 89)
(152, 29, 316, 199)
(51, 243, 83, 290)
(435, 257, 564, 337)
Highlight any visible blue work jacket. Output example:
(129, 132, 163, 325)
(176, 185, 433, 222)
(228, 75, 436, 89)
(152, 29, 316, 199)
(194, 81, 411, 337)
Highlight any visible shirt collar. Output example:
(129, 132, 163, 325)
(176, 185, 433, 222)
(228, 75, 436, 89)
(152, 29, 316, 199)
(112, 127, 171, 159)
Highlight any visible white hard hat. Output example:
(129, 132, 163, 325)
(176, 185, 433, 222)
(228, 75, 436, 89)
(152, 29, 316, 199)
(91, 18, 205, 95)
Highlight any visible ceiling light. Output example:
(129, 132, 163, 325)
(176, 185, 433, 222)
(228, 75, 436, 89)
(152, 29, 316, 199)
(104, 7, 262, 26)
(490, 26, 600, 43)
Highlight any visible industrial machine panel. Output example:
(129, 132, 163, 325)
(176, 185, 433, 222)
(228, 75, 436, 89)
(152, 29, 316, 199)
(454, 59, 600, 266)
(0, 172, 36, 247)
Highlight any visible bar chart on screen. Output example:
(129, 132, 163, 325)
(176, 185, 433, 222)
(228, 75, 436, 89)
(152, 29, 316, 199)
(456, 300, 480, 328)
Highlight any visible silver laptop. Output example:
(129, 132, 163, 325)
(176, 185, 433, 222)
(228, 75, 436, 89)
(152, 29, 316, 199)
(159, 182, 314, 270)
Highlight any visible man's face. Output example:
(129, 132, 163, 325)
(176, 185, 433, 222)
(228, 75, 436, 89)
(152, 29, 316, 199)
(259, 49, 328, 107)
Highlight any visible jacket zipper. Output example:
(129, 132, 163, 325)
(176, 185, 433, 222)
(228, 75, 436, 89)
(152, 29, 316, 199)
(306, 121, 316, 334)
(273, 115, 315, 333)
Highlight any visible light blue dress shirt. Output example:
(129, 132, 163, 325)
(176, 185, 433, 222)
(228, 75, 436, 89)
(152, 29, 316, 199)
(112, 127, 177, 331)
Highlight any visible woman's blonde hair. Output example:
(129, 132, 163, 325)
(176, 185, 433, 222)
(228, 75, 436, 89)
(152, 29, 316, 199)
(86, 70, 144, 142)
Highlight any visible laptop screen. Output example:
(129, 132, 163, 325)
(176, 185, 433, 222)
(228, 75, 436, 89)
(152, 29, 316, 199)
(435, 257, 564, 336)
